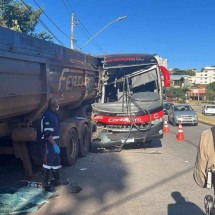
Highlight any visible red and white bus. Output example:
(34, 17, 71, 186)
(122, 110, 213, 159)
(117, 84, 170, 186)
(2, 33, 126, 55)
(91, 53, 170, 149)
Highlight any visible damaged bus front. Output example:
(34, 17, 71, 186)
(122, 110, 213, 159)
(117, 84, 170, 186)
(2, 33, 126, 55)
(91, 54, 170, 149)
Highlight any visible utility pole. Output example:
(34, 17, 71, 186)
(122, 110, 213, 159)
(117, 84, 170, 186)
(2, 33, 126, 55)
(71, 13, 75, 49)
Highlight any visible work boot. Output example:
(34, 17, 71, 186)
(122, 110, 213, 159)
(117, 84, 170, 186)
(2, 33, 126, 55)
(51, 169, 69, 186)
(42, 168, 55, 192)
(51, 169, 61, 186)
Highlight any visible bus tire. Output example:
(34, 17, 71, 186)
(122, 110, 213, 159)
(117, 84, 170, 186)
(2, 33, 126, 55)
(172, 119, 176, 126)
(61, 128, 79, 166)
(79, 123, 90, 157)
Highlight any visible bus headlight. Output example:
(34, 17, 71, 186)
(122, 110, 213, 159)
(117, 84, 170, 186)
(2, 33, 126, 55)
(151, 118, 163, 125)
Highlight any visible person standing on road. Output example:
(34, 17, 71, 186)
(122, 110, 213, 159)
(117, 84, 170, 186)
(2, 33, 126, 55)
(194, 127, 215, 215)
(193, 126, 215, 188)
(40, 98, 62, 192)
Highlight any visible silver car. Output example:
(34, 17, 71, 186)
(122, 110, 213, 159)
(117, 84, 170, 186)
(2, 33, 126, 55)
(168, 104, 198, 126)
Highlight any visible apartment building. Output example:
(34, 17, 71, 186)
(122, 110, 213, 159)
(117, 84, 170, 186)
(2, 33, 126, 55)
(193, 66, 215, 84)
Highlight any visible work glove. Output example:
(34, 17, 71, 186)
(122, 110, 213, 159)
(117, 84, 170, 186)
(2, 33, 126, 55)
(53, 143, 60, 154)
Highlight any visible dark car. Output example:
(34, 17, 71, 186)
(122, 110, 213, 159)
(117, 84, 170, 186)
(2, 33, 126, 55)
(163, 102, 174, 115)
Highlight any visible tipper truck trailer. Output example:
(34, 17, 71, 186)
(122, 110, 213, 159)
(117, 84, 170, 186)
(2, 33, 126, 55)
(0, 26, 100, 178)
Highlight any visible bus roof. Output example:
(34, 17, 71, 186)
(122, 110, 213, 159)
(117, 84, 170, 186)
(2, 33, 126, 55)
(100, 53, 158, 69)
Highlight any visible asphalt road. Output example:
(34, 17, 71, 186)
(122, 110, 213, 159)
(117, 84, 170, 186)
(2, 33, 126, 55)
(0, 119, 213, 215)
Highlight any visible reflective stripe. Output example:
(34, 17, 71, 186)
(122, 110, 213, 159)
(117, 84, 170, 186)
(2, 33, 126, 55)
(43, 164, 62, 169)
(41, 117, 44, 133)
(52, 165, 62, 169)
(41, 135, 59, 140)
(43, 164, 51, 169)
(44, 128, 54, 131)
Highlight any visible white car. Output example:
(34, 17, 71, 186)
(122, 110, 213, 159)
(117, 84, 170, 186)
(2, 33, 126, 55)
(202, 104, 215, 115)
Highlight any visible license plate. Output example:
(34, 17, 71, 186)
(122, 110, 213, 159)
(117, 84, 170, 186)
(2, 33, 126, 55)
(121, 137, 134, 143)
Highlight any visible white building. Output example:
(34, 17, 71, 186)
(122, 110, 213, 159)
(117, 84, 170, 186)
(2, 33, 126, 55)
(193, 66, 215, 84)
(153, 54, 168, 69)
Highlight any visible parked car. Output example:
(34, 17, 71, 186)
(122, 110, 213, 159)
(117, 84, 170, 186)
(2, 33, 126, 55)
(202, 104, 215, 115)
(168, 104, 198, 126)
(163, 102, 174, 115)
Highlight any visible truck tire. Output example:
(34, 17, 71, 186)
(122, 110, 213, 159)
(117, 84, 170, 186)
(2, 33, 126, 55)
(79, 123, 90, 157)
(61, 128, 79, 166)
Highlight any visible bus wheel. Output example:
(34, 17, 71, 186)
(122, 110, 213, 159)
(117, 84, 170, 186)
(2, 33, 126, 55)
(79, 124, 90, 157)
(172, 120, 176, 126)
(61, 128, 79, 166)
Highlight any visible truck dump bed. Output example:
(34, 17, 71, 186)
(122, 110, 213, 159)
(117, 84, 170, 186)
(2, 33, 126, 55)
(0, 26, 100, 123)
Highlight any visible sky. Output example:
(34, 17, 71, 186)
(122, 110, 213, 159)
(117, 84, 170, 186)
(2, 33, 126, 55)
(25, 0, 215, 70)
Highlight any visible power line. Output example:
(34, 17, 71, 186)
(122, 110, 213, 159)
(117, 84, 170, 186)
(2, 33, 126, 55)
(20, 0, 64, 46)
(78, 20, 106, 54)
(33, 0, 82, 50)
(63, 0, 106, 53)
(62, 0, 71, 15)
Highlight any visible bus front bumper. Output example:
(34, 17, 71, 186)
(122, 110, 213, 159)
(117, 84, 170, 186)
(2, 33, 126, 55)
(91, 121, 163, 148)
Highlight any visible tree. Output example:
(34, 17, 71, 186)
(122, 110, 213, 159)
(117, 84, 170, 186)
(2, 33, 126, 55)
(167, 87, 189, 101)
(186, 69, 195, 76)
(206, 82, 215, 101)
(172, 68, 195, 76)
(0, 0, 52, 41)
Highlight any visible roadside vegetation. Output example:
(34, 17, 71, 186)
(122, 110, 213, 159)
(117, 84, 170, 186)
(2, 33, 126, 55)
(0, 0, 53, 41)
(197, 113, 215, 126)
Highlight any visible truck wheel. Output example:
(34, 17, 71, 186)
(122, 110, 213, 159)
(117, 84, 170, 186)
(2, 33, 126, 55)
(79, 123, 90, 157)
(61, 128, 79, 166)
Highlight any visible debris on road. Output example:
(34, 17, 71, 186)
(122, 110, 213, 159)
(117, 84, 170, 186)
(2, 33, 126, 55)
(69, 183, 82, 193)
(0, 181, 55, 214)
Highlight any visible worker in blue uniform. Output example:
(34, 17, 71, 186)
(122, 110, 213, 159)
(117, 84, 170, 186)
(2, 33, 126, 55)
(41, 98, 62, 192)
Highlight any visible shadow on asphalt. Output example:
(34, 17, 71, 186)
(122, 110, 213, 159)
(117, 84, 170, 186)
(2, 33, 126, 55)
(0, 139, 161, 187)
(168, 191, 205, 215)
(93, 139, 162, 153)
(0, 155, 41, 187)
(0, 155, 25, 187)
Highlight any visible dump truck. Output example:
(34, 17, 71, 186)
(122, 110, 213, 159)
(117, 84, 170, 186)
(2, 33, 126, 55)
(0, 26, 100, 178)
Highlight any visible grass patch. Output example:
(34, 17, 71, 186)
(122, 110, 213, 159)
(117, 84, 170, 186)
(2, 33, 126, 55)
(197, 113, 215, 126)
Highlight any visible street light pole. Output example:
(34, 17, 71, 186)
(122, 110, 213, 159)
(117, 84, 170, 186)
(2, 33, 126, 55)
(80, 16, 128, 51)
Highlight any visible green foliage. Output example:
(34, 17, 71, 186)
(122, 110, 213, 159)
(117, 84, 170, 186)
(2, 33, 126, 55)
(0, 0, 41, 33)
(206, 82, 215, 101)
(186, 69, 196, 76)
(172, 70, 186, 75)
(172, 68, 195, 76)
(31, 31, 53, 42)
(0, 0, 53, 41)
(166, 87, 189, 100)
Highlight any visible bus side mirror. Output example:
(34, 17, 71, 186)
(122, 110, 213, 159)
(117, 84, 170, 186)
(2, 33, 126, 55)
(160, 66, 170, 87)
